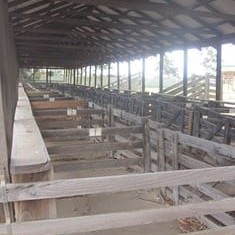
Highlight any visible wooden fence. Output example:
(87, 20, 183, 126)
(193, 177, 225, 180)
(41, 83, 235, 145)
(3, 82, 234, 235)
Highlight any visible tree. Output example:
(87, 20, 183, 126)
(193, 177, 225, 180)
(163, 54, 180, 80)
(200, 46, 216, 76)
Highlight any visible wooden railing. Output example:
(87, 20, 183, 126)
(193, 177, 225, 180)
(2, 83, 234, 235)
(43, 83, 235, 145)
(162, 76, 216, 100)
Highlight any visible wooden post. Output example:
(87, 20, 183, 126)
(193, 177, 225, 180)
(49, 68, 52, 84)
(107, 105, 114, 157)
(142, 58, 145, 93)
(80, 67, 83, 85)
(128, 60, 131, 91)
(143, 118, 151, 172)
(46, 68, 49, 85)
(117, 62, 120, 90)
(100, 64, 103, 88)
(183, 49, 188, 96)
(32, 68, 35, 82)
(156, 101, 162, 122)
(76, 68, 79, 85)
(73, 68, 76, 86)
(108, 63, 111, 89)
(216, 42, 222, 100)
(12, 170, 56, 222)
(159, 52, 164, 93)
(94, 65, 97, 88)
(223, 119, 231, 145)
(188, 110, 194, 135)
(85, 66, 87, 86)
(0, 76, 12, 223)
(172, 133, 179, 205)
(192, 110, 201, 137)
(158, 129, 166, 196)
(89, 66, 92, 87)
(63, 69, 66, 83)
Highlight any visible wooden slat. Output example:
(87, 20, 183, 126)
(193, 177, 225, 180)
(42, 126, 143, 139)
(31, 100, 87, 110)
(38, 119, 104, 130)
(3, 166, 235, 202)
(47, 141, 143, 155)
(53, 158, 142, 172)
(0, 198, 235, 235)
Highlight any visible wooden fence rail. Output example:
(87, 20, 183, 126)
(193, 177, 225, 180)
(5, 82, 234, 235)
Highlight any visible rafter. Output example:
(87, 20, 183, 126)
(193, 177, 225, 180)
(46, 0, 235, 21)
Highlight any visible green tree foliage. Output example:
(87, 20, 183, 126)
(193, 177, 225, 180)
(200, 46, 216, 76)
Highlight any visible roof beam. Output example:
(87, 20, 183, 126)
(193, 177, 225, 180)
(48, 0, 235, 21)
(11, 13, 215, 35)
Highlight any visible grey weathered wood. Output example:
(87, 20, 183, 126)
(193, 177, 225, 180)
(3, 165, 235, 202)
(38, 119, 104, 130)
(192, 110, 201, 137)
(53, 158, 142, 172)
(172, 133, 179, 205)
(0, 198, 235, 235)
(142, 118, 151, 172)
(47, 141, 143, 155)
(10, 86, 56, 222)
(42, 126, 142, 140)
(164, 129, 235, 158)
(11, 86, 51, 175)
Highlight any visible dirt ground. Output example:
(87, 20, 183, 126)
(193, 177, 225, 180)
(54, 165, 182, 235)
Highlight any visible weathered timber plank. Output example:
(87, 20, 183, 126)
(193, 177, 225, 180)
(31, 100, 87, 110)
(47, 141, 143, 155)
(11, 86, 51, 175)
(0, 198, 235, 235)
(53, 158, 142, 172)
(3, 165, 235, 202)
(41, 126, 143, 139)
(38, 119, 104, 130)
(164, 129, 235, 158)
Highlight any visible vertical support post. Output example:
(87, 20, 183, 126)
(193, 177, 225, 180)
(85, 66, 87, 86)
(143, 118, 151, 172)
(80, 67, 83, 86)
(224, 119, 231, 145)
(142, 58, 145, 93)
(128, 60, 131, 91)
(117, 61, 120, 90)
(172, 132, 179, 205)
(192, 109, 201, 137)
(94, 65, 97, 88)
(49, 68, 52, 84)
(63, 69, 66, 83)
(108, 63, 111, 89)
(158, 129, 166, 196)
(73, 68, 76, 86)
(76, 68, 79, 85)
(89, 66, 92, 87)
(188, 110, 194, 135)
(100, 64, 103, 88)
(216, 42, 222, 100)
(107, 105, 114, 157)
(183, 49, 188, 96)
(159, 52, 164, 93)
(32, 68, 35, 82)
(46, 68, 49, 85)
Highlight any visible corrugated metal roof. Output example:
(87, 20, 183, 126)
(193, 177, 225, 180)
(7, 0, 235, 68)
